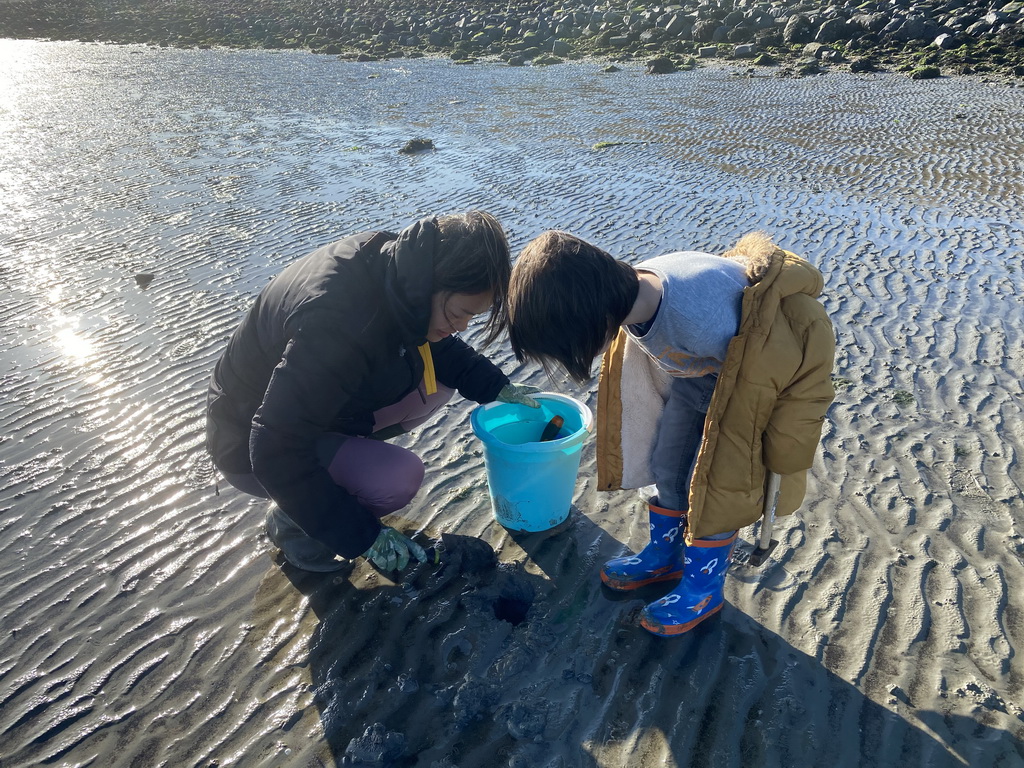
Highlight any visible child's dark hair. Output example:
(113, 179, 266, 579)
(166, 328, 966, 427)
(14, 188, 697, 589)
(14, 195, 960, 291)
(508, 231, 639, 383)
(434, 211, 511, 344)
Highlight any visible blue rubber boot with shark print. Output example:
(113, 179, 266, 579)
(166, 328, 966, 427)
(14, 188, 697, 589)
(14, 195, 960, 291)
(640, 531, 737, 636)
(600, 500, 686, 591)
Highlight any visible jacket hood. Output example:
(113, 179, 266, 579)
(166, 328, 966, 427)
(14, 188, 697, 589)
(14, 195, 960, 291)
(765, 250, 824, 300)
(382, 216, 440, 346)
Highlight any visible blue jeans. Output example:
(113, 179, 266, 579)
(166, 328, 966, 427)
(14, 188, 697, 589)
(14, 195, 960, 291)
(652, 374, 718, 513)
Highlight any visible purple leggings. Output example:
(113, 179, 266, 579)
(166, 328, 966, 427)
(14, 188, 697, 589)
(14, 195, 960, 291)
(223, 382, 455, 517)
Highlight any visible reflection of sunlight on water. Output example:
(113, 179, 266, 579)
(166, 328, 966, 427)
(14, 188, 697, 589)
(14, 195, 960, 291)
(41, 280, 97, 364)
(27, 270, 112, 372)
(55, 326, 94, 362)
(1, 41, 57, 225)
(0, 40, 42, 120)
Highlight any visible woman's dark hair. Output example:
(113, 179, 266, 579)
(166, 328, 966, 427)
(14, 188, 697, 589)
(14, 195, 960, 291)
(507, 231, 639, 383)
(433, 211, 511, 344)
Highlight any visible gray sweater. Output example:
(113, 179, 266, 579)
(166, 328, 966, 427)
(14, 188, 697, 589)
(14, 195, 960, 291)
(628, 252, 748, 377)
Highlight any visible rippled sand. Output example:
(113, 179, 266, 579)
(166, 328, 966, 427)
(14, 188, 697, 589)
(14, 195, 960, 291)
(1, 40, 1023, 767)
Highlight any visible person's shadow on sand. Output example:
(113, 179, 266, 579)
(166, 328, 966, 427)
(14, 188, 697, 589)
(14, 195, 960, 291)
(257, 507, 1019, 768)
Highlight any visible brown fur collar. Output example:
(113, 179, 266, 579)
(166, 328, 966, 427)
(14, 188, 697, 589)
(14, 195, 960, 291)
(721, 231, 778, 283)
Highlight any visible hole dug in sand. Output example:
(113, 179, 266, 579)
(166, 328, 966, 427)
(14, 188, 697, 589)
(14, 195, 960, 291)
(492, 595, 532, 626)
(489, 572, 537, 627)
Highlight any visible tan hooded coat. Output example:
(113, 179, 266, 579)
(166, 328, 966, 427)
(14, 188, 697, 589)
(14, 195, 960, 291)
(597, 234, 835, 543)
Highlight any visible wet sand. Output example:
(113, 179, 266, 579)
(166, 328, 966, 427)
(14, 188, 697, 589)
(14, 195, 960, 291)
(1, 40, 1023, 767)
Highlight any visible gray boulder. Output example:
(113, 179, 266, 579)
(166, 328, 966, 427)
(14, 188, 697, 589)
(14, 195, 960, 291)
(850, 13, 889, 33)
(884, 16, 941, 42)
(749, 11, 778, 31)
(692, 19, 720, 41)
(755, 26, 783, 47)
(551, 39, 571, 56)
(802, 42, 829, 58)
(816, 18, 852, 43)
(797, 57, 822, 75)
(664, 14, 691, 36)
(646, 56, 677, 73)
(946, 13, 979, 32)
(849, 56, 878, 73)
(783, 15, 816, 44)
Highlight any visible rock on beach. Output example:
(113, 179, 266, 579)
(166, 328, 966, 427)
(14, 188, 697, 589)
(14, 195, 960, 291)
(1, 0, 1023, 77)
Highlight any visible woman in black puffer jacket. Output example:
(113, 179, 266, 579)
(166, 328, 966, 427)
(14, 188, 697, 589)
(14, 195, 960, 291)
(206, 211, 538, 572)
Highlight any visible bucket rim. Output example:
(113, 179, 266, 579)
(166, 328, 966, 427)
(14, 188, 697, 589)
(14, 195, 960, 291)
(471, 391, 593, 452)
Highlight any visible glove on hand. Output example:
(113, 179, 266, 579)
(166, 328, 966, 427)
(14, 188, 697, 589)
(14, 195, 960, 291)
(363, 526, 429, 571)
(497, 383, 541, 408)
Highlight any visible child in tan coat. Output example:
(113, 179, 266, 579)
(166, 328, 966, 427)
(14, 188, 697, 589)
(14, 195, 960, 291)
(506, 231, 834, 635)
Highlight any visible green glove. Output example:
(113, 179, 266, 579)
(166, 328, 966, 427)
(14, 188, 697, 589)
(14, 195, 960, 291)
(362, 526, 429, 571)
(497, 383, 541, 408)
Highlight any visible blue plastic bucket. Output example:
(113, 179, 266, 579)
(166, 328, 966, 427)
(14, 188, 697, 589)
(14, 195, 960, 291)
(471, 392, 593, 532)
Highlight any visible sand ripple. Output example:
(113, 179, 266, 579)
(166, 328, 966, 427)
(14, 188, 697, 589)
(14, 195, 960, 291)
(1, 40, 1022, 766)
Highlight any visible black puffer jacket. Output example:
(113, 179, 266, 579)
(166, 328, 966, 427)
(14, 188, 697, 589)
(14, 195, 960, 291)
(206, 218, 509, 557)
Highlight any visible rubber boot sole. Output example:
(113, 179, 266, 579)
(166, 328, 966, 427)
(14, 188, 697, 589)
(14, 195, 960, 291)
(600, 565, 684, 592)
(640, 601, 724, 636)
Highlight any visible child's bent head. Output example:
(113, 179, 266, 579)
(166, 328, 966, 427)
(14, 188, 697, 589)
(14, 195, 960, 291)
(507, 231, 638, 383)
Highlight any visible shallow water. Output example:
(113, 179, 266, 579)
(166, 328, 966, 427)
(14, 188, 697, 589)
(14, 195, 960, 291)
(1, 39, 1023, 767)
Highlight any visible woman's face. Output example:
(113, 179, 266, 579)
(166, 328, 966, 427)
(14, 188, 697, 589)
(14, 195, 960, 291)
(426, 290, 493, 342)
